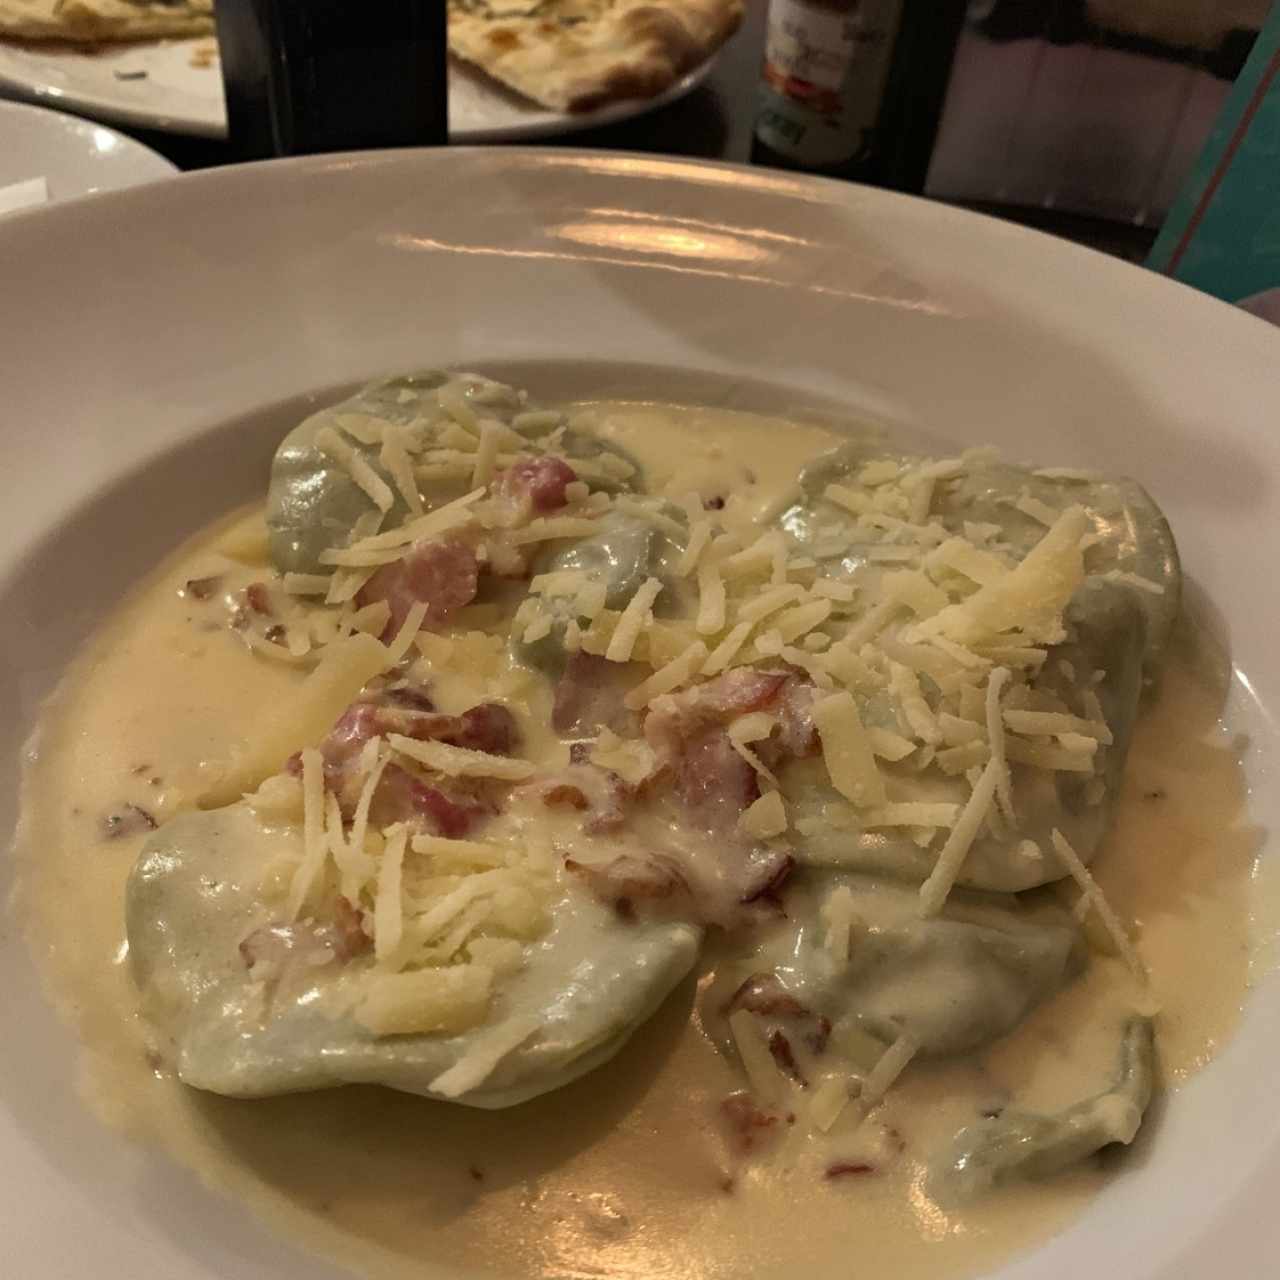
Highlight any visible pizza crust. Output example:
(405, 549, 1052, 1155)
(0, 0, 214, 42)
(448, 0, 743, 114)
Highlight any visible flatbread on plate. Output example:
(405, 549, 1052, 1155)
(447, 0, 743, 113)
(0, 0, 213, 41)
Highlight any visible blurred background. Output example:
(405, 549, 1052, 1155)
(0, 0, 1274, 263)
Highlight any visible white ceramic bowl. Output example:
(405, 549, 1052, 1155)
(0, 97, 174, 204)
(1, 149, 1278, 1279)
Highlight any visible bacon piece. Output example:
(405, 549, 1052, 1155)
(332, 896, 371, 960)
(774, 677, 820, 758)
(552, 651, 641, 737)
(501, 455, 576, 512)
(183, 574, 222, 601)
(443, 703, 517, 756)
(289, 687, 512, 838)
(768, 1031, 806, 1086)
(303, 692, 514, 792)
(369, 764, 490, 838)
(725, 972, 831, 1055)
(356, 538, 478, 637)
(101, 803, 157, 840)
(644, 668, 787, 767)
(245, 582, 273, 616)
(564, 852, 691, 916)
(727, 972, 809, 1020)
(825, 1161, 876, 1179)
(380, 682, 437, 712)
(719, 1091, 784, 1156)
(677, 726, 760, 831)
(740, 852, 795, 905)
(532, 760, 633, 834)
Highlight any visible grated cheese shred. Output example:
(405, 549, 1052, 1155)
(918, 755, 1001, 916)
(606, 578, 663, 663)
(1050, 829, 1148, 985)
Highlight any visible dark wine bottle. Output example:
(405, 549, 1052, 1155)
(751, 0, 968, 193)
(215, 0, 448, 159)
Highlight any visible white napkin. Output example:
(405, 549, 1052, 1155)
(0, 176, 50, 216)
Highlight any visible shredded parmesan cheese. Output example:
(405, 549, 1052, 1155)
(373, 825, 409, 966)
(860, 1033, 919, 1109)
(985, 666, 1015, 824)
(201, 633, 392, 807)
(285, 748, 328, 919)
(471, 419, 502, 489)
(676, 518, 712, 577)
(728, 1008, 787, 1108)
(915, 506, 1088, 648)
(866, 803, 959, 828)
(506, 517, 601, 546)
(890, 661, 942, 746)
(385, 601, 428, 664)
(606, 578, 663, 663)
(918, 756, 1001, 916)
(623, 641, 708, 710)
(702, 621, 753, 675)
(1050, 829, 1148, 984)
(739, 790, 787, 838)
(821, 884, 857, 965)
(315, 426, 395, 513)
(812, 691, 887, 808)
(380, 427, 425, 516)
(696, 561, 726, 635)
(810, 1075, 852, 1133)
(428, 1014, 541, 1099)
(282, 572, 332, 596)
(1003, 709, 1113, 744)
(354, 964, 492, 1037)
(388, 734, 535, 782)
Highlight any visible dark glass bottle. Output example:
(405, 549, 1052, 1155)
(751, 0, 968, 193)
(215, 0, 448, 159)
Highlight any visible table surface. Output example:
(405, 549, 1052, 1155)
(4, 0, 1159, 262)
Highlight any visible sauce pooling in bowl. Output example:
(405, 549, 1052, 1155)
(13, 376, 1260, 1280)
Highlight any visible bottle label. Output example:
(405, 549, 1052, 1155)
(756, 0, 905, 169)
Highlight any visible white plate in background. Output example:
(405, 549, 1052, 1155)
(0, 36, 717, 140)
(0, 97, 173, 206)
(1, 150, 1279, 1280)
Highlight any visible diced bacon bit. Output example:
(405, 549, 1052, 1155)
(500, 454, 577, 512)
(552, 651, 642, 737)
(769, 1031, 806, 1086)
(379, 681, 437, 712)
(332, 895, 371, 959)
(356, 538, 479, 638)
(238, 915, 361, 978)
(768, 676, 821, 760)
(677, 726, 761, 831)
(564, 852, 692, 920)
(739, 852, 795, 905)
(303, 690, 518, 810)
(444, 703, 519, 756)
(644, 668, 788, 763)
(719, 1091, 785, 1156)
(101, 803, 157, 840)
(531, 761, 634, 834)
(824, 1161, 877, 1179)
(368, 764, 492, 838)
(183, 575, 222, 601)
(725, 972, 832, 1054)
(727, 972, 809, 1020)
(245, 582, 273, 616)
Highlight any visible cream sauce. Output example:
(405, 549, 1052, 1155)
(11, 401, 1264, 1280)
